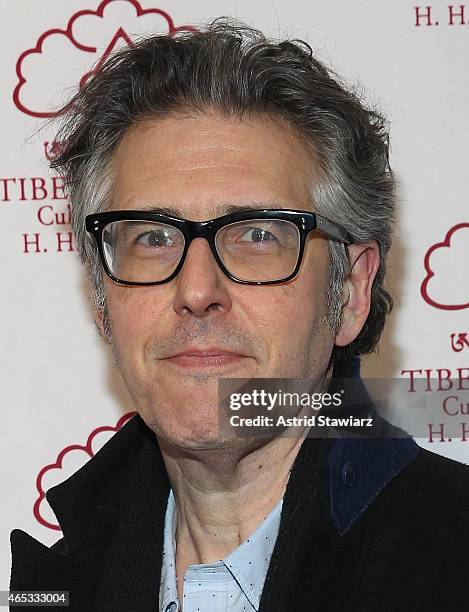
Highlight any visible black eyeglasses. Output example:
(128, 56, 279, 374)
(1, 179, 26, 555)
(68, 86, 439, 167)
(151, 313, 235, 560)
(85, 209, 353, 286)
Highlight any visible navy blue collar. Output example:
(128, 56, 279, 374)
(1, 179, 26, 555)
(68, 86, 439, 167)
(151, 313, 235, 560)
(328, 435, 418, 534)
(326, 356, 419, 534)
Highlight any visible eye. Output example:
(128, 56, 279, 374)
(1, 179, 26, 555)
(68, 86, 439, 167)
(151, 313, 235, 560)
(238, 227, 278, 243)
(136, 227, 176, 248)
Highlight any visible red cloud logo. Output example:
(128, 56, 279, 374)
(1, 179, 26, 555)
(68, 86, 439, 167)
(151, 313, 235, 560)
(14, 0, 195, 118)
(421, 223, 469, 310)
(34, 412, 136, 531)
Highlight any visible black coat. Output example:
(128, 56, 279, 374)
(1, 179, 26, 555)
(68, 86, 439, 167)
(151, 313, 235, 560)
(10, 414, 469, 611)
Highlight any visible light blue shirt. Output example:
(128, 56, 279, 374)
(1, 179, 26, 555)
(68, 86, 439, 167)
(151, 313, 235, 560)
(159, 489, 283, 612)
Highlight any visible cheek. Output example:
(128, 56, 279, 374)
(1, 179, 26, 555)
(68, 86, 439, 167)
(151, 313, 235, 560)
(254, 275, 326, 327)
(105, 283, 168, 359)
(246, 256, 331, 374)
(245, 283, 326, 358)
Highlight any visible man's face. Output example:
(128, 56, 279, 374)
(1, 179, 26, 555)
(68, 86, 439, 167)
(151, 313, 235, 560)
(103, 112, 335, 449)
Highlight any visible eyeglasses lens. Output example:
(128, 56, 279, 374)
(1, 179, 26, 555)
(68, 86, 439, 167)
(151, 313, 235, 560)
(103, 221, 185, 283)
(216, 219, 300, 282)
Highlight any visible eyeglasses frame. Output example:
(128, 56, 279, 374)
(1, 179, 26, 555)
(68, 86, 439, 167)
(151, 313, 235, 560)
(85, 208, 354, 286)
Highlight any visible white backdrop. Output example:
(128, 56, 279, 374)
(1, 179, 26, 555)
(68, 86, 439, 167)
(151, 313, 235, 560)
(1, 0, 468, 587)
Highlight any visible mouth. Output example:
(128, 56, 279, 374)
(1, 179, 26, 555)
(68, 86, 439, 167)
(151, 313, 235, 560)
(163, 347, 249, 369)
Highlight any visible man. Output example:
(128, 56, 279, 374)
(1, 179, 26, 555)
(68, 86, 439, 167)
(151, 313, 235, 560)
(10, 20, 469, 611)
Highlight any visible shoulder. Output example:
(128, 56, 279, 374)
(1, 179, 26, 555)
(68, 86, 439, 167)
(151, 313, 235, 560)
(349, 446, 469, 607)
(375, 445, 469, 533)
(399, 445, 469, 495)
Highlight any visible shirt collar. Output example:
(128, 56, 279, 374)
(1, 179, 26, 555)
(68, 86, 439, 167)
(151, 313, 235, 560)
(159, 488, 283, 612)
(224, 496, 283, 609)
(159, 489, 178, 612)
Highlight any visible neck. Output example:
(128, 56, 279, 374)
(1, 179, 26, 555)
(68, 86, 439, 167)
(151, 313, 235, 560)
(159, 432, 308, 585)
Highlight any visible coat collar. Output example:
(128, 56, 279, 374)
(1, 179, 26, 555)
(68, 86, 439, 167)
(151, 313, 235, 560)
(43, 409, 418, 547)
(46, 414, 170, 554)
(42, 356, 419, 546)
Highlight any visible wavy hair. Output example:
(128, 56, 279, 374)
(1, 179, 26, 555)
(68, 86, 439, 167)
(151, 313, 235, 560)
(52, 19, 395, 364)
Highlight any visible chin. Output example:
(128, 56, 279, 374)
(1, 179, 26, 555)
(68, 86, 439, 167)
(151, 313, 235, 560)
(158, 427, 240, 453)
(143, 410, 255, 454)
(140, 405, 219, 440)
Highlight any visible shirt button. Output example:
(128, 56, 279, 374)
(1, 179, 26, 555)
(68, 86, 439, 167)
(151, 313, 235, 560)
(341, 461, 356, 486)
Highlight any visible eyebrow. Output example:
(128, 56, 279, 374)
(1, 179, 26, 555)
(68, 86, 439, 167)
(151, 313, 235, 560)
(140, 202, 282, 218)
(140, 205, 182, 217)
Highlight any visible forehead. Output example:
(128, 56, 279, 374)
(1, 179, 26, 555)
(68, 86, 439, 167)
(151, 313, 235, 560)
(110, 112, 317, 218)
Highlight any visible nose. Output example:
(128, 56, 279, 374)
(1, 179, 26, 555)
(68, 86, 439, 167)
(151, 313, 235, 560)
(173, 238, 233, 318)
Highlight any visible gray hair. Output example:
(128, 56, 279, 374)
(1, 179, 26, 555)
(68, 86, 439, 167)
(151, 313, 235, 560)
(51, 19, 395, 365)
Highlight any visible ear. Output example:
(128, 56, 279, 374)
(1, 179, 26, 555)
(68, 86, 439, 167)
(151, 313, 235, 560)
(334, 241, 380, 348)
(95, 308, 111, 344)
